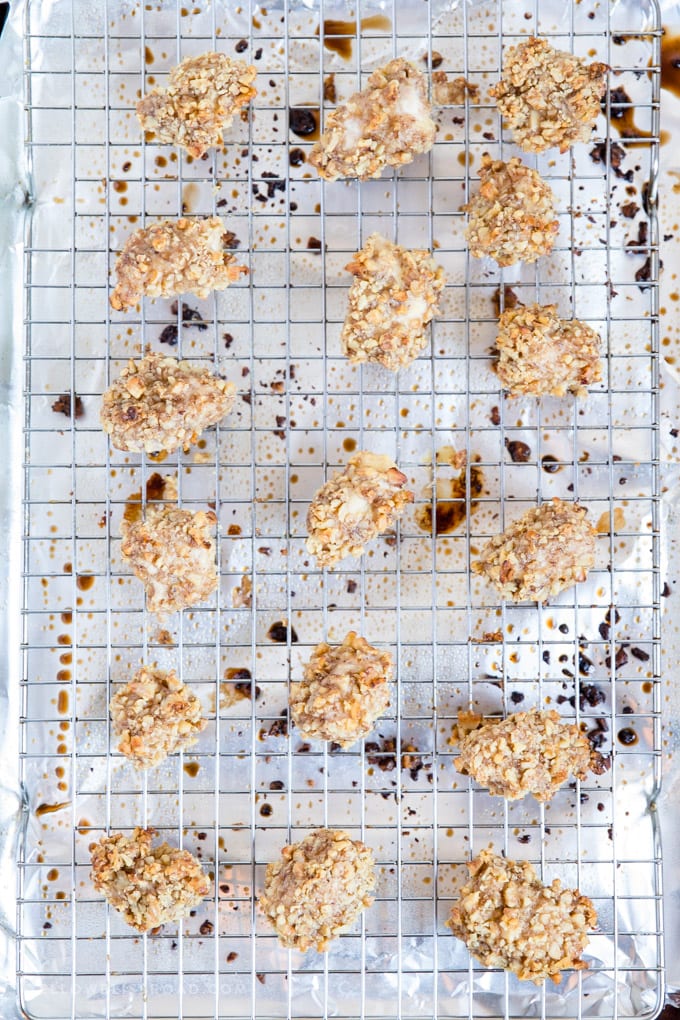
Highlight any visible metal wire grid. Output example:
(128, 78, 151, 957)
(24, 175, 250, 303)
(16, 0, 663, 1018)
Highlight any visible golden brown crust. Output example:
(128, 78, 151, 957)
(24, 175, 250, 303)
(309, 59, 435, 181)
(90, 827, 210, 932)
(110, 665, 206, 768)
(137, 52, 257, 158)
(472, 498, 596, 604)
(259, 829, 375, 951)
(447, 849, 597, 984)
(495, 304, 603, 397)
(120, 480, 218, 615)
(291, 631, 393, 747)
(101, 352, 236, 453)
(491, 37, 607, 153)
(110, 217, 247, 311)
(463, 155, 558, 267)
(306, 451, 413, 568)
(341, 234, 445, 371)
(451, 708, 594, 802)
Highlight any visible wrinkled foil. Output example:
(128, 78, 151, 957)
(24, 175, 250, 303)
(1, 0, 678, 1017)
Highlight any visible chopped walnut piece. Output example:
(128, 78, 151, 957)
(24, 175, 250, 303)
(110, 665, 206, 768)
(491, 37, 607, 153)
(259, 829, 375, 951)
(432, 72, 479, 106)
(110, 217, 247, 311)
(495, 303, 602, 397)
(291, 631, 393, 748)
(447, 849, 596, 984)
(463, 155, 558, 267)
(121, 480, 218, 615)
(90, 827, 210, 932)
(341, 234, 445, 371)
(137, 52, 257, 158)
(101, 352, 236, 453)
(473, 498, 596, 604)
(309, 58, 435, 181)
(451, 708, 595, 802)
(306, 451, 413, 568)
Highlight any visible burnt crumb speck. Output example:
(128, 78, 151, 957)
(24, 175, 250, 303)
(542, 650, 550, 664)
(235, 39, 248, 53)
(256, 973, 266, 985)
(52, 393, 84, 418)
(589, 140, 630, 179)
(289, 108, 318, 137)
(505, 438, 531, 463)
(159, 324, 179, 345)
(580, 684, 606, 710)
(591, 752, 612, 776)
(259, 803, 273, 817)
(635, 256, 656, 289)
(307, 236, 323, 252)
(587, 728, 607, 749)
(269, 780, 284, 791)
(289, 147, 306, 167)
(490, 405, 501, 426)
(347, 579, 357, 593)
(267, 620, 299, 643)
(559, 623, 569, 635)
(618, 727, 638, 746)
(510, 691, 524, 704)
(578, 652, 595, 676)
(662, 582, 672, 597)
(170, 301, 209, 330)
(604, 85, 631, 120)
(630, 646, 650, 662)
(625, 220, 648, 252)
(199, 920, 214, 936)
(605, 646, 629, 670)
(267, 711, 288, 738)
(260, 171, 285, 199)
(517, 833, 531, 844)
(423, 50, 444, 69)
(254, 47, 263, 60)
(223, 332, 234, 349)
(620, 201, 639, 219)
(227, 951, 238, 962)
(222, 230, 241, 249)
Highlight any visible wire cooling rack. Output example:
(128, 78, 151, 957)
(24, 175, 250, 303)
(16, 0, 664, 1017)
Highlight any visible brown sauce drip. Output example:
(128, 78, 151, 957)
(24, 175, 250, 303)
(316, 15, 391, 60)
(145, 45, 154, 65)
(36, 802, 70, 817)
(123, 472, 168, 524)
(343, 437, 357, 452)
(184, 762, 200, 777)
(76, 574, 94, 591)
(417, 464, 484, 536)
(112, 180, 128, 193)
(57, 690, 69, 714)
(661, 32, 680, 99)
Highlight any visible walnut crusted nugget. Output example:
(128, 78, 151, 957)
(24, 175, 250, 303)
(451, 708, 594, 802)
(495, 303, 602, 398)
(341, 233, 445, 371)
(101, 351, 237, 454)
(309, 58, 435, 181)
(259, 829, 375, 952)
(120, 482, 218, 615)
(90, 827, 210, 932)
(137, 52, 257, 158)
(291, 631, 393, 748)
(306, 451, 414, 568)
(491, 37, 607, 154)
(462, 155, 558, 267)
(447, 849, 596, 984)
(110, 216, 247, 311)
(110, 665, 206, 769)
(472, 498, 596, 604)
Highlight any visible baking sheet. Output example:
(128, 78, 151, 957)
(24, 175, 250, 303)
(0, 0, 675, 1016)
